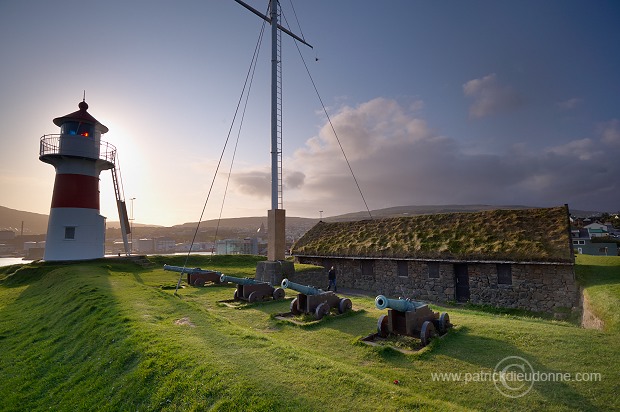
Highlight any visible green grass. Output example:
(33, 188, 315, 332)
(0, 255, 619, 411)
(575, 254, 620, 333)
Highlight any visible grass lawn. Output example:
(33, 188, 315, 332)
(0, 254, 618, 411)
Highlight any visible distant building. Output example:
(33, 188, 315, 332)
(136, 238, 154, 253)
(132, 237, 176, 254)
(0, 243, 14, 255)
(583, 222, 609, 238)
(154, 237, 175, 253)
(0, 230, 15, 241)
(23, 241, 45, 259)
(174, 242, 214, 253)
(216, 237, 258, 255)
(571, 228, 618, 256)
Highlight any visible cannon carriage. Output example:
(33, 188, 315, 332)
(281, 279, 352, 320)
(163, 265, 222, 287)
(220, 274, 285, 303)
(375, 295, 451, 346)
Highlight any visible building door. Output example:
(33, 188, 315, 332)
(454, 264, 470, 302)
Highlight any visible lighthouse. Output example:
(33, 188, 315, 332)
(39, 99, 129, 261)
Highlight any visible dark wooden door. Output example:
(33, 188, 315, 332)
(454, 264, 470, 302)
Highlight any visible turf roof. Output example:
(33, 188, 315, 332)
(291, 206, 573, 263)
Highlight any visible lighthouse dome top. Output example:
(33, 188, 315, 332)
(53, 100, 109, 134)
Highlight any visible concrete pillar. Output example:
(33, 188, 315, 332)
(268, 209, 286, 261)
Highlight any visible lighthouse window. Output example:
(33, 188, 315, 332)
(61, 122, 93, 137)
(64, 226, 76, 240)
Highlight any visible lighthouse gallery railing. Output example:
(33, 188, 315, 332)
(40, 134, 116, 164)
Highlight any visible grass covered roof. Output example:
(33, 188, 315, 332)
(291, 206, 573, 263)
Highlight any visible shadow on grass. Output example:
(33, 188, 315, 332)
(415, 325, 600, 410)
(0, 261, 68, 288)
(0, 262, 145, 410)
(576, 264, 620, 288)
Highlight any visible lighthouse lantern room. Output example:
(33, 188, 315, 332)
(39, 100, 130, 261)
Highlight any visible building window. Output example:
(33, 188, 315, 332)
(572, 240, 585, 245)
(497, 263, 512, 285)
(361, 260, 374, 277)
(64, 226, 76, 240)
(397, 261, 408, 277)
(428, 262, 440, 279)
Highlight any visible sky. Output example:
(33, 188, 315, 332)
(1, 0, 619, 227)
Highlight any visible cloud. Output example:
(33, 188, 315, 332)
(546, 138, 602, 161)
(231, 170, 270, 198)
(284, 171, 305, 189)
(599, 119, 620, 146)
(557, 97, 582, 110)
(230, 170, 305, 198)
(463, 73, 524, 118)
(228, 98, 620, 216)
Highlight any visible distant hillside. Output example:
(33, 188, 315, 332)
(325, 204, 528, 221)
(326, 204, 604, 221)
(0, 206, 159, 235)
(0, 204, 605, 236)
(105, 221, 162, 229)
(172, 216, 317, 230)
(0, 206, 48, 234)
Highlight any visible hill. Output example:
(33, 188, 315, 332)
(0, 206, 49, 234)
(1, 204, 606, 236)
(327, 204, 604, 221)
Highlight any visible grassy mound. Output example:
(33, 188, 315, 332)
(575, 255, 620, 332)
(0, 255, 618, 411)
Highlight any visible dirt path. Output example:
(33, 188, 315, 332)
(581, 290, 604, 330)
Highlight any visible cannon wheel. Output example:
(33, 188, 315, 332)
(437, 312, 450, 334)
(290, 297, 301, 315)
(377, 314, 389, 337)
(314, 302, 330, 320)
(338, 298, 352, 314)
(194, 278, 205, 287)
(233, 289, 240, 301)
(420, 320, 436, 346)
(213, 276, 221, 284)
(248, 291, 260, 303)
(272, 287, 285, 300)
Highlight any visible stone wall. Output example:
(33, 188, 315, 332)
(284, 268, 329, 290)
(296, 256, 580, 313)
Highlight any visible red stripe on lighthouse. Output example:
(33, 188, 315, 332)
(50, 174, 100, 209)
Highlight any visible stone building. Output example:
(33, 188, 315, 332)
(291, 206, 579, 314)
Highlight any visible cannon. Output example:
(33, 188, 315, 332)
(220, 274, 285, 303)
(163, 264, 222, 287)
(281, 279, 352, 320)
(375, 295, 451, 346)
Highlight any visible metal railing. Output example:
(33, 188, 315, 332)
(39, 134, 117, 164)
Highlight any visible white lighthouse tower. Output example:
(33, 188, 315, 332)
(39, 99, 129, 261)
